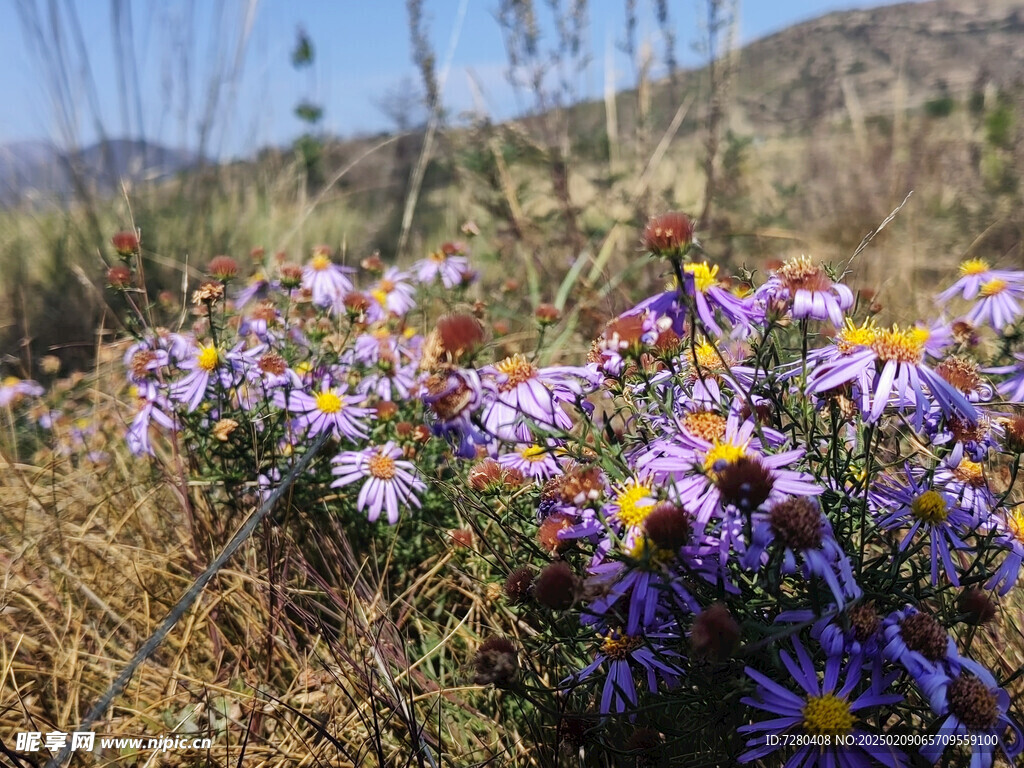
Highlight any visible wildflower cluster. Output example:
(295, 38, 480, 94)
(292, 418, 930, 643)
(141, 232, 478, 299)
(459, 214, 1024, 766)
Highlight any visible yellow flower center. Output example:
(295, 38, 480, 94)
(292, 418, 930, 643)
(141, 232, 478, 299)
(1007, 510, 1024, 545)
(311, 253, 331, 272)
(980, 279, 1008, 297)
(836, 318, 878, 354)
(960, 259, 990, 276)
(911, 490, 949, 525)
(2, 376, 20, 388)
(683, 261, 719, 293)
(703, 440, 748, 476)
(368, 452, 397, 480)
(429, 250, 447, 263)
(680, 411, 728, 443)
(521, 445, 548, 463)
(614, 480, 655, 527)
(315, 390, 344, 414)
(627, 536, 674, 563)
(196, 345, 220, 372)
(600, 631, 643, 660)
(954, 459, 985, 487)
(802, 694, 855, 737)
(690, 341, 721, 371)
(870, 325, 927, 364)
(495, 354, 538, 391)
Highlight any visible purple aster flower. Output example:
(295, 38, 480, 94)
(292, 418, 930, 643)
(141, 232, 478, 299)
(234, 271, 273, 307)
(127, 395, 176, 456)
(933, 459, 995, 523)
(680, 261, 756, 336)
(480, 354, 595, 442)
(285, 381, 371, 441)
(358, 359, 419, 402)
(984, 510, 1024, 595)
(302, 251, 354, 308)
(960, 271, 1024, 330)
(738, 637, 907, 766)
(367, 267, 416, 320)
(756, 254, 854, 326)
(415, 243, 470, 288)
(870, 467, 973, 586)
(497, 443, 562, 481)
(880, 606, 961, 685)
(169, 343, 243, 413)
(806, 321, 977, 429)
(421, 368, 492, 458)
(986, 352, 1024, 402)
(0, 376, 44, 407)
(743, 497, 861, 607)
(776, 601, 883, 660)
(564, 622, 683, 716)
(330, 441, 425, 524)
(920, 656, 1023, 768)
(937, 259, 1024, 303)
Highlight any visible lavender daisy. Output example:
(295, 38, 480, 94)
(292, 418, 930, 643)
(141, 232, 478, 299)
(368, 267, 416, 319)
(285, 381, 371, 441)
(738, 638, 908, 766)
(564, 622, 684, 716)
(920, 657, 1023, 768)
(415, 242, 470, 288)
(302, 250, 355, 308)
(936, 259, 1024, 303)
(331, 441, 425, 524)
(757, 254, 854, 326)
(870, 468, 973, 586)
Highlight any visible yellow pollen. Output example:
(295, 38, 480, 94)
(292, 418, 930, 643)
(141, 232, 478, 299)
(2, 376, 20, 388)
(196, 345, 220, 371)
(1007, 510, 1024, 545)
(600, 631, 643, 660)
(614, 480, 655, 527)
(870, 325, 926, 364)
(980, 279, 1008, 297)
(954, 460, 985, 487)
(495, 354, 538, 390)
(911, 490, 949, 525)
(521, 445, 548, 463)
(371, 289, 388, 305)
(960, 259, 990, 276)
(802, 694, 855, 737)
(683, 261, 719, 293)
(628, 536, 674, 563)
(311, 253, 331, 272)
(368, 452, 397, 480)
(681, 411, 728, 442)
(315, 390, 344, 414)
(691, 341, 721, 371)
(429, 250, 446, 263)
(837, 318, 878, 353)
(703, 440, 748, 476)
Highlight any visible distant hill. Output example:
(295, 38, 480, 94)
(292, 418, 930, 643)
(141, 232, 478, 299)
(730, 0, 1024, 129)
(0, 139, 200, 206)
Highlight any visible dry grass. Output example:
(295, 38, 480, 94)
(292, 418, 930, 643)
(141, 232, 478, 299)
(0, 348, 537, 767)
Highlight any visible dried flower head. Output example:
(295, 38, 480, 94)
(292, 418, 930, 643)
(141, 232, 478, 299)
(112, 230, 140, 258)
(643, 502, 691, 551)
(716, 458, 775, 513)
(535, 303, 561, 326)
(212, 418, 239, 442)
(957, 588, 997, 626)
(192, 281, 225, 305)
(899, 611, 948, 662)
(691, 603, 740, 661)
(468, 459, 525, 494)
(107, 265, 133, 289)
(534, 561, 576, 610)
(207, 255, 239, 280)
(537, 513, 571, 554)
(473, 636, 518, 687)
(504, 566, 534, 604)
(769, 497, 824, 551)
(643, 211, 695, 259)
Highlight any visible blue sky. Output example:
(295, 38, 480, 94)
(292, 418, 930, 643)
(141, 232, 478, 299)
(0, 1, 918, 159)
